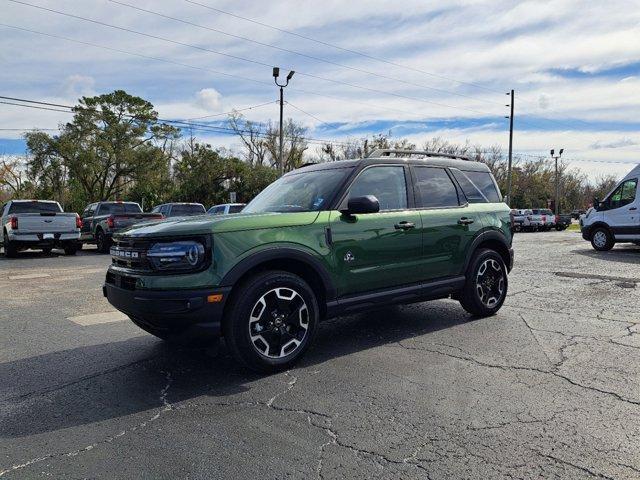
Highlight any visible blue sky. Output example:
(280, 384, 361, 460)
(1, 0, 639, 178)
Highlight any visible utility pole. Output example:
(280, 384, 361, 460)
(550, 148, 564, 215)
(506, 89, 514, 206)
(273, 67, 295, 176)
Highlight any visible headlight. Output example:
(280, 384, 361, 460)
(147, 240, 206, 271)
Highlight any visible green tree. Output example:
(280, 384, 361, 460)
(25, 90, 179, 211)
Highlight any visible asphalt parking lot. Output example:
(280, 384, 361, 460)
(1, 231, 639, 479)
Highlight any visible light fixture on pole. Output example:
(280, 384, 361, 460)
(273, 67, 295, 177)
(550, 148, 564, 215)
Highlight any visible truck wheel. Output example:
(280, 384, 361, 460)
(64, 243, 78, 256)
(459, 249, 508, 317)
(590, 228, 614, 251)
(96, 230, 110, 253)
(42, 247, 52, 255)
(224, 271, 319, 373)
(3, 234, 17, 258)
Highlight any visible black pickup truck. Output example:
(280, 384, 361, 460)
(80, 201, 163, 252)
(555, 214, 572, 231)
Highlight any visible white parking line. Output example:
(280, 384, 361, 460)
(68, 311, 128, 326)
(8, 273, 51, 280)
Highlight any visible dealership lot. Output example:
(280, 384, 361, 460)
(1, 232, 639, 479)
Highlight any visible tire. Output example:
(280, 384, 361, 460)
(42, 247, 52, 255)
(223, 270, 319, 373)
(96, 229, 110, 253)
(64, 243, 78, 256)
(590, 227, 614, 251)
(459, 248, 508, 317)
(3, 232, 17, 258)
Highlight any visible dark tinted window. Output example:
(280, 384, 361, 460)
(461, 170, 501, 203)
(170, 204, 205, 216)
(450, 169, 487, 203)
(99, 203, 142, 215)
(608, 178, 637, 209)
(414, 167, 459, 208)
(228, 205, 245, 214)
(8, 201, 62, 214)
(349, 166, 407, 211)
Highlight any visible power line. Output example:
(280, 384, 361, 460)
(284, 101, 331, 127)
(8, 0, 501, 118)
(0, 23, 460, 122)
(186, 101, 276, 121)
(182, 0, 505, 95)
(0, 100, 71, 114)
(109, 0, 503, 107)
(0, 127, 59, 131)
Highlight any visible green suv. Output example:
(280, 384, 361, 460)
(104, 150, 514, 372)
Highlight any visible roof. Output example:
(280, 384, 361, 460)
(290, 150, 491, 174)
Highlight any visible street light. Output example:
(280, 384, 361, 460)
(273, 67, 295, 177)
(551, 148, 564, 215)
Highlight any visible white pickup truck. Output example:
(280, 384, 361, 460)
(1, 200, 81, 257)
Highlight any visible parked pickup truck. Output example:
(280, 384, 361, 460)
(555, 214, 572, 231)
(1, 200, 81, 257)
(80, 201, 163, 253)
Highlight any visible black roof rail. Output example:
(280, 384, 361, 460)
(366, 149, 471, 161)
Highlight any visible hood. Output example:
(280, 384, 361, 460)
(117, 211, 321, 237)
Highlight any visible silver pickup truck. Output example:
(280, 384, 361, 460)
(1, 200, 81, 257)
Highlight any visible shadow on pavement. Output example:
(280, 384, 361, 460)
(572, 245, 640, 265)
(0, 301, 466, 438)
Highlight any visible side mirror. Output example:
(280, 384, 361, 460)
(340, 195, 380, 215)
(593, 198, 600, 209)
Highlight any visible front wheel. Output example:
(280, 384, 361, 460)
(224, 271, 319, 373)
(459, 249, 508, 317)
(64, 243, 78, 256)
(590, 228, 614, 251)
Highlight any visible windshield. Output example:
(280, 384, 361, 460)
(243, 167, 352, 213)
(8, 201, 62, 214)
(171, 204, 205, 216)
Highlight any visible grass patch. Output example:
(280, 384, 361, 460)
(566, 223, 580, 232)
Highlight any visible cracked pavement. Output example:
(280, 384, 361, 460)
(1, 232, 639, 479)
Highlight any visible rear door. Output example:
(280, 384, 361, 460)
(329, 165, 423, 296)
(412, 166, 483, 279)
(81, 203, 96, 240)
(603, 178, 639, 239)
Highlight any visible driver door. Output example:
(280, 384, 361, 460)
(328, 165, 423, 296)
(603, 178, 639, 239)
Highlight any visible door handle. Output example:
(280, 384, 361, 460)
(629, 207, 637, 211)
(457, 217, 474, 225)
(394, 221, 415, 230)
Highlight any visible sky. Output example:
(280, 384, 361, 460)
(1, 0, 640, 180)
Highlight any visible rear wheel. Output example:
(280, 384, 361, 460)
(96, 229, 110, 253)
(64, 243, 78, 256)
(224, 271, 319, 373)
(459, 249, 508, 317)
(42, 247, 52, 255)
(3, 232, 17, 258)
(590, 227, 614, 251)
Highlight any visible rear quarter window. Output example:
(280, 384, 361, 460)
(460, 170, 502, 203)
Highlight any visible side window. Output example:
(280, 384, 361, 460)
(609, 179, 637, 209)
(348, 166, 408, 211)
(151, 206, 160, 213)
(461, 170, 501, 203)
(211, 206, 224, 215)
(414, 167, 460, 208)
(450, 169, 487, 203)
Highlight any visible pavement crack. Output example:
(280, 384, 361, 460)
(0, 370, 174, 477)
(530, 448, 615, 479)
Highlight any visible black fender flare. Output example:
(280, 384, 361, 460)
(584, 221, 611, 237)
(463, 229, 512, 272)
(220, 247, 337, 302)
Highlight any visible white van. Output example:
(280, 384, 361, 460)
(580, 164, 640, 251)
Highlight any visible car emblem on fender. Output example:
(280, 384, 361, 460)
(344, 251, 355, 262)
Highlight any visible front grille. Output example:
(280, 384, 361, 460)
(110, 237, 153, 272)
(105, 271, 137, 290)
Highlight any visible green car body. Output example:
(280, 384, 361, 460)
(104, 151, 514, 371)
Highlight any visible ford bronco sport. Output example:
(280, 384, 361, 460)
(104, 150, 514, 372)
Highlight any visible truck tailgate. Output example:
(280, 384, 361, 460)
(15, 213, 77, 233)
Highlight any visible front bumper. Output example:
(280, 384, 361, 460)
(103, 280, 231, 337)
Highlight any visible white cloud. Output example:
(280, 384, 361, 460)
(194, 88, 223, 112)
(57, 75, 96, 100)
(590, 137, 638, 150)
